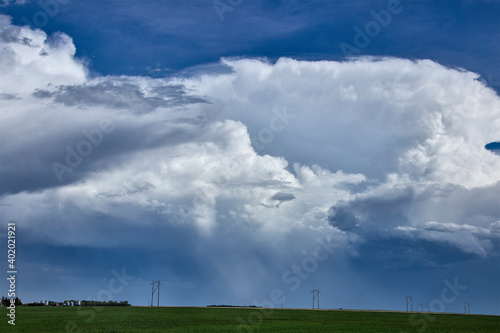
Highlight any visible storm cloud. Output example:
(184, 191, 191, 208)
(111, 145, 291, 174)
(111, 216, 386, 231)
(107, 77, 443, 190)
(1, 15, 499, 313)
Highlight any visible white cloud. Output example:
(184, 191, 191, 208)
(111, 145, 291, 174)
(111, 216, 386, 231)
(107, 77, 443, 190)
(0, 15, 87, 96)
(393, 221, 494, 258)
(1, 15, 499, 269)
(0, 0, 28, 7)
(190, 56, 500, 188)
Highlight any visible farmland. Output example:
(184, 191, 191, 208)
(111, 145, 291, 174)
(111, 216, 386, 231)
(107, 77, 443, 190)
(1, 306, 499, 332)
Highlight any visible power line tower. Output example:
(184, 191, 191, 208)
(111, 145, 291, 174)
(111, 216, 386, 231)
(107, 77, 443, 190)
(405, 296, 413, 312)
(150, 281, 162, 307)
(311, 290, 320, 310)
(464, 302, 470, 314)
(158, 281, 161, 307)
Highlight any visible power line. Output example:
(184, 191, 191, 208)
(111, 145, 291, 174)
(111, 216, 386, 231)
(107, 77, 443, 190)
(150, 281, 155, 307)
(405, 296, 413, 312)
(150, 281, 162, 307)
(158, 281, 162, 307)
(311, 290, 320, 310)
(464, 302, 470, 314)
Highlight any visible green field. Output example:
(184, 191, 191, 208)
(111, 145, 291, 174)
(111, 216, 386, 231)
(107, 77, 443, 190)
(1, 306, 499, 332)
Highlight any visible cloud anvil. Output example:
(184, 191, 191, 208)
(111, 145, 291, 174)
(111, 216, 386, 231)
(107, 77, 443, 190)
(0, 4, 499, 314)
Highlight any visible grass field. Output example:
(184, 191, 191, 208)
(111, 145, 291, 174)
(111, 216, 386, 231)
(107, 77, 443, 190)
(1, 306, 499, 332)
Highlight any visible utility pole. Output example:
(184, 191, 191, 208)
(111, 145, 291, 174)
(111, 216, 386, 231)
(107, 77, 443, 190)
(311, 290, 320, 310)
(151, 281, 161, 307)
(464, 302, 470, 314)
(151, 281, 155, 307)
(157, 281, 161, 308)
(405, 296, 413, 312)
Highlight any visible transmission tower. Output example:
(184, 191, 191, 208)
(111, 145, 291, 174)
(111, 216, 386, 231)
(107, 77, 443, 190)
(405, 296, 413, 312)
(150, 281, 162, 307)
(464, 302, 470, 314)
(311, 290, 320, 310)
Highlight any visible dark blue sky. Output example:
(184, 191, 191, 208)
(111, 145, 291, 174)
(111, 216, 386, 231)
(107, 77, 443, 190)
(1, 0, 500, 317)
(3, 0, 499, 89)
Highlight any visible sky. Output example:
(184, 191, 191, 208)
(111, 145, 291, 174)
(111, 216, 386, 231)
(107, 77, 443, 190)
(0, 0, 499, 318)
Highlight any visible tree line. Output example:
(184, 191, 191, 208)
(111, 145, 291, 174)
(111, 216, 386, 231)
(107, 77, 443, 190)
(1, 297, 131, 307)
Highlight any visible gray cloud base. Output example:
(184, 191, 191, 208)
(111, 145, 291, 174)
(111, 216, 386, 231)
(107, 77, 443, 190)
(1, 16, 499, 312)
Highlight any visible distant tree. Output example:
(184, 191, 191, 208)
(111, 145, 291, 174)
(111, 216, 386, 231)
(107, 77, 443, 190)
(79, 299, 130, 306)
(2, 296, 22, 306)
(26, 302, 44, 306)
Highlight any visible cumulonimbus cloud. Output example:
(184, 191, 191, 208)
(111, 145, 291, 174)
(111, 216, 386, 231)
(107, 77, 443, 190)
(1, 14, 499, 277)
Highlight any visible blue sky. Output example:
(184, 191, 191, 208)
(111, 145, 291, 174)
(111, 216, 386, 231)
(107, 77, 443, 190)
(3, 0, 500, 84)
(1, 0, 500, 318)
